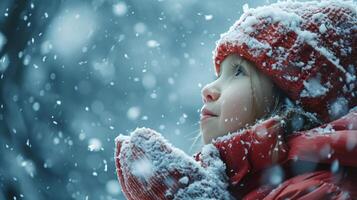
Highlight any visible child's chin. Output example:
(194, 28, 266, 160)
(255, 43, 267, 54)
(202, 134, 213, 144)
(201, 129, 221, 144)
(201, 119, 223, 140)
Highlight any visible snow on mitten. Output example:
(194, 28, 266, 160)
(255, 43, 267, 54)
(115, 127, 234, 200)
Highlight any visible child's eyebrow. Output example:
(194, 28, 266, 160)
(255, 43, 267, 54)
(233, 58, 249, 74)
(217, 56, 245, 78)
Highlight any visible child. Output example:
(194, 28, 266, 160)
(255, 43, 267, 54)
(115, 1, 357, 199)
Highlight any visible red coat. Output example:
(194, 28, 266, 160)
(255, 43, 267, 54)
(115, 109, 357, 199)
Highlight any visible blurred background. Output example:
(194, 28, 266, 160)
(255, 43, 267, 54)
(0, 0, 274, 199)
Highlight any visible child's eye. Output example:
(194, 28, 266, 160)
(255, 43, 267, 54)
(234, 65, 243, 77)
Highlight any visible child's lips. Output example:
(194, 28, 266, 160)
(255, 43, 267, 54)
(200, 114, 218, 121)
(200, 108, 218, 121)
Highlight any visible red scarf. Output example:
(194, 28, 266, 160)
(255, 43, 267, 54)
(116, 109, 357, 199)
(210, 109, 357, 199)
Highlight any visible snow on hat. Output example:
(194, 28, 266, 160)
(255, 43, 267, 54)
(213, 0, 356, 123)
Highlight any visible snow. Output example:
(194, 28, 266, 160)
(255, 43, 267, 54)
(255, 123, 268, 137)
(0, 54, 10, 72)
(178, 176, 189, 185)
(134, 22, 147, 34)
(53, 137, 60, 145)
(88, 138, 102, 152)
(214, 0, 354, 74)
(174, 143, 233, 199)
(3, 0, 354, 199)
(216, 0, 303, 46)
(103, 159, 108, 172)
(150, 92, 157, 99)
(346, 65, 356, 89)
(113, 2, 128, 17)
(204, 15, 213, 21)
(19, 159, 36, 178)
(331, 159, 339, 173)
(117, 128, 206, 181)
(346, 71, 356, 84)
(131, 157, 154, 182)
(106, 180, 121, 195)
(116, 128, 234, 199)
(23, 54, 31, 66)
(147, 40, 160, 48)
(47, 7, 96, 58)
(300, 75, 329, 98)
(261, 165, 284, 185)
(26, 139, 31, 147)
(142, 73, 157, 89)
(313, 124, 335, 134)
(32, 102, 40, 111)
(242, 3, 249, 12)
(168, 77, 175, 85)
(92, 59, 116, 81)
(127, 106, 141, 120)
(328, 97, 349, 120)
(319, 23, 327, 34)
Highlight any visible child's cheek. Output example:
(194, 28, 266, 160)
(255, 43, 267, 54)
(220, 85, 253, 133)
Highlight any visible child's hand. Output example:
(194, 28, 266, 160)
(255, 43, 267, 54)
(115, 127, 234, 200)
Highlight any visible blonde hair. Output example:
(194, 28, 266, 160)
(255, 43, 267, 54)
(245, 58, 280, 123)
(190, 59, 281, 152)
(191, 57, 321, 153)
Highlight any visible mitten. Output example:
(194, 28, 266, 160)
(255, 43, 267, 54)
(115, 127, 234, 200)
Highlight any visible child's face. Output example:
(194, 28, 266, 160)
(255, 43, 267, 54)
(200, 54, 276, 144)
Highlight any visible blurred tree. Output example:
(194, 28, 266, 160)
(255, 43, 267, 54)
(0, 1, 62, 199)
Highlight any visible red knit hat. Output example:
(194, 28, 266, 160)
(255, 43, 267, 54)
(213, 0, 356, 123)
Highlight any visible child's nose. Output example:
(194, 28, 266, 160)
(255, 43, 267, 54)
(201, 85, 220, 103)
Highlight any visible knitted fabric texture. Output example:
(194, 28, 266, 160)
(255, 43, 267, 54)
(213, 0, 356, 123)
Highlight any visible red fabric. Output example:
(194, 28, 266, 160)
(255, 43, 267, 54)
(211, 110, 357, 200)
(246, 171, 357, 200)
(115, 110, 357, 199)
(211, 117, 288, 185)
(213, 3, 357, 123)
(115, 128, 232, 200)
(115, 2, 357, 199)
(287, 111, 357, 167)
(115, 132, 196, 200)
(115, 139, 170, 200)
